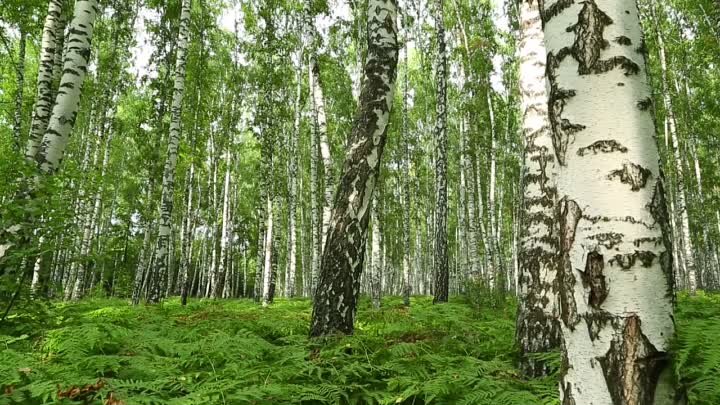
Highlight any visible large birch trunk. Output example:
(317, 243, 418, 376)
(515, 0, 561, 377)
(432, 0, 449, 304)
(540, 1, 680, 403)
(309, 0, 398, 337)
(36, 0, 99, 174)
(26, 0, 64, 161)
(148, 0, 191, 303)
(309, 61, 321, 296)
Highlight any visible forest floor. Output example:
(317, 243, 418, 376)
(0, 293, 718, 405)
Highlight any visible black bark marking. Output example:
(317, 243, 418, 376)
(583, 311, 613, 341)
(637, 97, 653, 111)
(581, 251, 607, 308)
(547, 54, 584, 166)
(541, 0, 575, 25)
(557, 1, 640, 76)
(577, 140, 628, 156)
(589, 232, 623, 249)
(558, 197, 582, 328)
(598, 315, 670, 405)
(615, 36, 632, 46)
(609, 251, 657, 269)
(608, 162, 652, 191)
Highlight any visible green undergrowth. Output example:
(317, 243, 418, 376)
(0, 296, 557, 405)
(1, 293, 718, 405)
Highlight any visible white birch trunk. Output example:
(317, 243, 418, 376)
(370, 193, 382, 309)
(148, 0, 191, 303)
(432, 0, 449, 304)
(541, 1, 679, 402)
(36, 0, 100, 174)
(286, 56, 302, 298)
(26, 0, 64, 161)
(310, 58, 335, 256)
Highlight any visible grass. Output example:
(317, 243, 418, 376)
(0, 293, 718, 404)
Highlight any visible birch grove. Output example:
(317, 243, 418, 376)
(0, 0, 718, 401)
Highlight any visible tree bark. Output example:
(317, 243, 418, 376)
(540, 1, 680, 403)
(432, 0, 449, 304)
(148, 0, 191, 303)
(309, 0, 398, 337)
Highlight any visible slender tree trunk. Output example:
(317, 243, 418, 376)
(309, 0, 398, 337)
(515, 0, 561, 377)
(310, 57, 335, 257)
(650, 0, 696, 294)
(401, 41, 412, 306)
(13, 30, 26, 152)
(26, 0, 64, 161)
(432, 0, 449, 304)
(309, 60, 321, 296)
(180, 163, 195, 305)
(215, 150, 232, 298)
(286, 57, 302, 298)
(148, 0, 191, 303)
(370, 193, 382, 309)
(540, 1, 680, 403)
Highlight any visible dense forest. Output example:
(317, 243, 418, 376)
(1, 0, 719, 404)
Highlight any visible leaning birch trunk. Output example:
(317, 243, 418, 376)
(148, 0, 191, 303)
(541, 1, 680, 403)
(36, 0, 99, 174)
(309, 0, 398, 337)
(286, 58, 302, 298)
(515, 0, 561, 378)
(650, 0, 696, 294)
(401, 41, 412, 306)
(26, 0, 64, 161)
(432, 0, 449, 304)
(310, 58, 335, 255)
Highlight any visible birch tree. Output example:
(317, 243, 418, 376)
(432, 0, 449, 304)
(309, 0, 398, 337)
(540, 1, 679, 402)
(148, 0, 191, 303)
